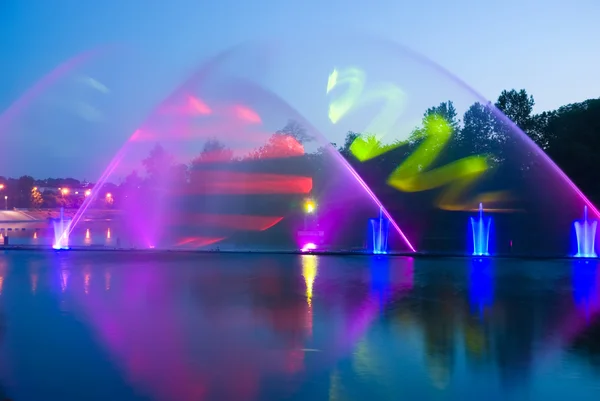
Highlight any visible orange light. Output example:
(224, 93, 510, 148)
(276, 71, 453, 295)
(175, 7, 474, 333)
(61, 188, 70, 195)
(84, 189, 91, 197)
(33, 187, 38, 191)
(105, 193, 112, 198)
(0, 184, 4, 190)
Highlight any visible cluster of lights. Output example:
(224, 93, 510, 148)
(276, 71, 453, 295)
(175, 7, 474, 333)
(56, 188, 109, 199)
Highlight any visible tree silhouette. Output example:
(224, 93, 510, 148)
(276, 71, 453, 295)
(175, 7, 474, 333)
(275, 119, 315, 144)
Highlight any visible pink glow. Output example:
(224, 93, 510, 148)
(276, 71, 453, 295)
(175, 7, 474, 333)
(231, 105, 262, 124)
(168, 214, 284, 232)
(301, 243, 317, 252)
(175, 236, 226, 247)
(186, 172, 312, 195)
(187, 95, 212, 115)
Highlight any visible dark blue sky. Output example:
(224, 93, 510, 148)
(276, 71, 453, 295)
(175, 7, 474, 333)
(1, 0, 599, 180)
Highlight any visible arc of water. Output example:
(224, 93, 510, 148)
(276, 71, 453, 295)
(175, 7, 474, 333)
(0, 46, 115, 133)
(64, 44, 416, 252)
(372, 37, 600, 219)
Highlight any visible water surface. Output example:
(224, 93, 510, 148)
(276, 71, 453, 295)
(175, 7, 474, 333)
(0, 252, 598, 400)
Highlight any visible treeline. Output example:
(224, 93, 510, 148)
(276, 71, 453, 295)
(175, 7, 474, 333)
(332, 89, 600, 205)
(1, 89, 599, 211)
(0, 176, 117, 210)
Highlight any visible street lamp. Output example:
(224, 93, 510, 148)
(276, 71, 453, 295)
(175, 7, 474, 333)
(303, 199, 316, 230)
(304, 199, 315, 214)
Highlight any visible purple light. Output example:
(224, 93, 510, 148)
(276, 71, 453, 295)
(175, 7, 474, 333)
(326, 145, 416, 252)
(301, 243, 317, 252)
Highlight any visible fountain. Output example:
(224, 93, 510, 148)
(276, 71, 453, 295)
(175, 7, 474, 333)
(52, 207, 71, 250)
(574, 206, 597, 258)
(368, 207, 390, 255)
(470, 203, 491, 256)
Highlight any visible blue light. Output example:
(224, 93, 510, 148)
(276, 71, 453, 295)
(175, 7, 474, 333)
(469, 258, 494, 317)
(574, 206, 597, 258)
(470, 203, 492, 256)
(52, 207, 71, 250)
(368, 207, 389, 254)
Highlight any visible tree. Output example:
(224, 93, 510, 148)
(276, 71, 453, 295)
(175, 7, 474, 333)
(459, 102, 503, 160)
(424, 101, 460, 134)
(192, 137, 234, 164)
(246, 133, 304, 160)
(408, 101, 460, 155)
(529, 111, 555, 149)
(495, 89, 535, 135)
(275, 119, 314, 144)
(122, 170, 143, 190)
(541, 98, 600, 201)
(142, 143, 174, 185)
(31, 187, 43, 208)
(18, 175, 35, 208)
(338, 131, 361, 159)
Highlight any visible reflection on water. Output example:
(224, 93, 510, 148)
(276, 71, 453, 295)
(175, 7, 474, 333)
(0, 252, 598, 400)
(3, 221, 124, 248)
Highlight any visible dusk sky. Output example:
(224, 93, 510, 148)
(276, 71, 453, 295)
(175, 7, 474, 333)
(1, 0, 599, 179)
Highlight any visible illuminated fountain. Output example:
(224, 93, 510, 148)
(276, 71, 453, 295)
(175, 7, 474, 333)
(52, 207, 71, 250)
(574, 206, 597, 258)
(368, 207, 389, 255)
(470, 203, 491, 256)
(13, 39, 599, 255)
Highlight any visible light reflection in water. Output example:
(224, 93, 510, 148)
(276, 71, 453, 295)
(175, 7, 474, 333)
(0, 254, 599, 400)
(30, 273, 38, 294)
(61, 269, 69, 293)
(469, 258, 494, 317)
(84, 271, 91, 295)
(83, 228, 92, 246)
(107, 228, 111, 240)
(573, 260, 600, 316)
(104, 270, 111, 291)
(0, 258, 5, 295)
(301, 255, 318, 337)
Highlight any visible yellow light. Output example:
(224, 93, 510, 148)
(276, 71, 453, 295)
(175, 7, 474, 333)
(304, 200, 315, 214)
(33, 187, 37, 191)
(0, 184, 4, 190)
(61, 188, 69, 195)
(105, 193, 112, 198)
(84, 189, 91, 197)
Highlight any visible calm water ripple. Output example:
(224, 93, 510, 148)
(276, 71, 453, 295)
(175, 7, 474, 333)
(0, 251, 598, 400)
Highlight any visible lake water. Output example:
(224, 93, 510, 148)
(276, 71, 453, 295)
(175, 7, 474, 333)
(0, 251, 598, 400)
